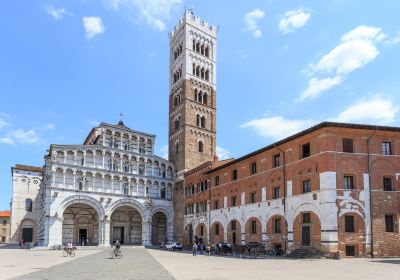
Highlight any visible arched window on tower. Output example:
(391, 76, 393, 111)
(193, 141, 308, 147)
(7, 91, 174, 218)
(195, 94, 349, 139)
(201, 116, 206, 128)
(198, 91, 203, 103)
(193, 39, 196, 51)
(175, 141, 179, 154)
(196, 114, 200, 127)
(203, 93, 207, 105)
(161, 188, 166, 199)
(201, 68, 205, 79)
(174, 96, 178, 107)
(201, 45, 204, 55)
(174, 118, 180, 130)
(196, 66, 200, 77)
(198, 141, 204, 153)
(205, 46, 209, 58)
(205, 70, 209, 81)
(25, 198, 32, 212)
(192, 64, 196, 75)
(194, 88, 198, 102)
(196, 42, 200, 53)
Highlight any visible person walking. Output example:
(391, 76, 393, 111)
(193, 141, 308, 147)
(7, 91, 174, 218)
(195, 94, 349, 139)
(192, 242, 197, 256)
(199, 242, 204, 255)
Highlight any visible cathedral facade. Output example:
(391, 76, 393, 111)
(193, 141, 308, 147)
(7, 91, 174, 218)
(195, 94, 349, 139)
(11, 122, 174, 246)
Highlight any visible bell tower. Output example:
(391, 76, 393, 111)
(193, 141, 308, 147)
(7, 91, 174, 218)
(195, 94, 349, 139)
(168, 9, 217, 179)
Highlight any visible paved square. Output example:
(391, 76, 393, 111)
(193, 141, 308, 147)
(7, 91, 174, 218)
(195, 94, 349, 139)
(1, 247, 399, 280)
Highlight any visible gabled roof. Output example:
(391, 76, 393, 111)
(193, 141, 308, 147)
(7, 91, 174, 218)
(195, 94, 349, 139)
(206, 121, 400, 174)
(13, 164, 43, 173)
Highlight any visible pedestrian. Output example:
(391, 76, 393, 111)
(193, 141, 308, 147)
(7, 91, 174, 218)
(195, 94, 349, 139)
(199, 242, 204, 255)
(192, 242, 197, 256)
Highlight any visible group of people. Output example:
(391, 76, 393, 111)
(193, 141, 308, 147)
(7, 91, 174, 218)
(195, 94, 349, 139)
(192, 242, 213, 256)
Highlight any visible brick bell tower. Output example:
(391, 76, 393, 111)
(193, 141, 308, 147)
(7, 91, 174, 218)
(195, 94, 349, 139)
(168, 10, 217, 241)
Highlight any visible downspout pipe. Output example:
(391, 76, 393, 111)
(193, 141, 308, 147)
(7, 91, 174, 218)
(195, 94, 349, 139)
(367, 126, 378, 258)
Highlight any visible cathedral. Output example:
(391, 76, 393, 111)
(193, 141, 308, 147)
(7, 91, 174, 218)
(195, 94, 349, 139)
(10, 10, 400, 257)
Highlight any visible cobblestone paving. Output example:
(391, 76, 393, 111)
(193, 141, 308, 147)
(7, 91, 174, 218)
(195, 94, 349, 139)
(11, 247, 174, 280)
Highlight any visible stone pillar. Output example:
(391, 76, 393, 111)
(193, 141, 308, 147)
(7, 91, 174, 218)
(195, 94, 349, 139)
(319, 171, 338, 254)
(102, 220, 111, 246)
(63, 151, 67, 164)
(363, 173, 372, 255)
(143, 220, 152, 246)
(102, 151, 105, 169)
(47, 216, 63, 246)
(82, 151, 86, 167)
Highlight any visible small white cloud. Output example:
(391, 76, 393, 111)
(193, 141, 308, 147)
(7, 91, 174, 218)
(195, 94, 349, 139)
(0, 118, 10, 129)
(279, 8, 311, 34)
(105, 0, 182, 31)
(385, 30, 400, 45)
(44, 4, 68, 20)
(0, 138, 14, 145)
(300, 76, 342, 100)
(244, 8, 265, 38)
(7, 129, 39, 144)
(242, 116, 315, 140)
(300, 25, 386, 101)
(332, 95, 398, 124)
(216, 146, 230, 160)
(82, 17, 105, 39)
(43, 124, 55, 130)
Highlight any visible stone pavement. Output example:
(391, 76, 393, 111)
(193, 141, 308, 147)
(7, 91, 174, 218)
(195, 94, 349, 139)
(9, 247, 173, 280)
(148, 249, 400, 280)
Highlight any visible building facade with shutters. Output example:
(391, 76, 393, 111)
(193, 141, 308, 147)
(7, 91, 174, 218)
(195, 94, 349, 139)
(11, 122, 175, 247)
(0, 210, 11, 243)
(181, 122, 400, 257)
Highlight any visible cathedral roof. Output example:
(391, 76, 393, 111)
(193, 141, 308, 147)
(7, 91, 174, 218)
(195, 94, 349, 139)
(0, 210, 10, 217)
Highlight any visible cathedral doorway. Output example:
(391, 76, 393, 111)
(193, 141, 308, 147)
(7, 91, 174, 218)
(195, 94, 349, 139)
(110, 206, 142, 245)
(152, 211, 167, 245)
(62, 203, 99, 245)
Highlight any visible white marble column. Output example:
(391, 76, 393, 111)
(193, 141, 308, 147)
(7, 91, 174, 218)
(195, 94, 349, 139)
(142, 220, 152, 246)
(47, 216, 63, 246)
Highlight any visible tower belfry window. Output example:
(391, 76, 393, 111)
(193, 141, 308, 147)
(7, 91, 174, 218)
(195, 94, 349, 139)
(198, 141, 204, 153)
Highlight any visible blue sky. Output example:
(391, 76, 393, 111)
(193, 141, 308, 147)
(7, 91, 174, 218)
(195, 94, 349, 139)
(1, 0, 399, 210)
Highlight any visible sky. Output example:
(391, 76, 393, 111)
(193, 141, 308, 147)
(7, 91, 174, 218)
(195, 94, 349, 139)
(0, 0, 399, 210)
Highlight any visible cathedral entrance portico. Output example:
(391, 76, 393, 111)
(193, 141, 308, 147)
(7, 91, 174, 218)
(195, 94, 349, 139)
(110, 205, 143, 245)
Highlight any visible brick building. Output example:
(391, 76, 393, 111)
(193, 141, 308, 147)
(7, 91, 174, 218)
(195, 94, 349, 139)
(181, 122, 400, 257)
(0, 210, 11, 243)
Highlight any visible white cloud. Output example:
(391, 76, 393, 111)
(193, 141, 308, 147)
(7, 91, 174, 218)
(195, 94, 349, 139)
(105, 0, 182, 31)
(244, 9, 265, 38)
(301, 25, 386, 101)
(332, 95, 398, 124)
(7, 129, 39, 144)
(241, 116, 315, 140)
(279, 8, 311, 34)
(385, 30, 400, 45)
(300, 76, 342, 100)
(43, 4, 68, 20)
(0, 138, 14, 145)
(82, 17, 105, 39)
(0, 119, 10, 129)
(216, 146, 230, 160)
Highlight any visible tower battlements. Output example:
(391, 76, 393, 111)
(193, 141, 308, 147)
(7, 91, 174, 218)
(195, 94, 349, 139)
(170, 9, 217, 39)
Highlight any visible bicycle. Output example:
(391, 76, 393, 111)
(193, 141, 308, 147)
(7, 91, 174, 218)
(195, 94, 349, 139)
(63, 247, 76, 257)
(111, 249, 122, 259)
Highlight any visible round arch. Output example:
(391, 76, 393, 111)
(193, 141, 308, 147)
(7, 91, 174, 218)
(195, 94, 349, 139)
(58, 195, 105, 220)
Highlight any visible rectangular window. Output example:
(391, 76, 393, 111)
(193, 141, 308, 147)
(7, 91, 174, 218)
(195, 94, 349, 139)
(302, 179, 311, 193)
(2, 220, 6, 226)
(382, 142, 392, 155)
(200, 225, 204, 236)
(273, 187, 280, 199)
(251, 162, 257, 175)
(231, 220, 236, 230)
(232, 170, 238, 181)
(345, 246, 356, 257)
(274, 218, 281, 234)
(302, 212, 311, 223)
(250, 192, 257, 204)
(215, 224, 220, 235)
(343, 138, 354, 153)
(214, 200, 219, 210)
(215, 176, 220, 186)
(251, 220, 257, 234)
(344, 176, 355, 190)
(302, 143, 311, 158)
(345, 216, 355, 233)
(231, 196, 237, 207)
(385, 215, 394, 232)
(273, 154, 281, 167)
(383, 177, 393, 191)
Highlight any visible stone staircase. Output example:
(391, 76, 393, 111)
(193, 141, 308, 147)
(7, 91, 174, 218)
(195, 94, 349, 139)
(290, 247, 324, 259)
